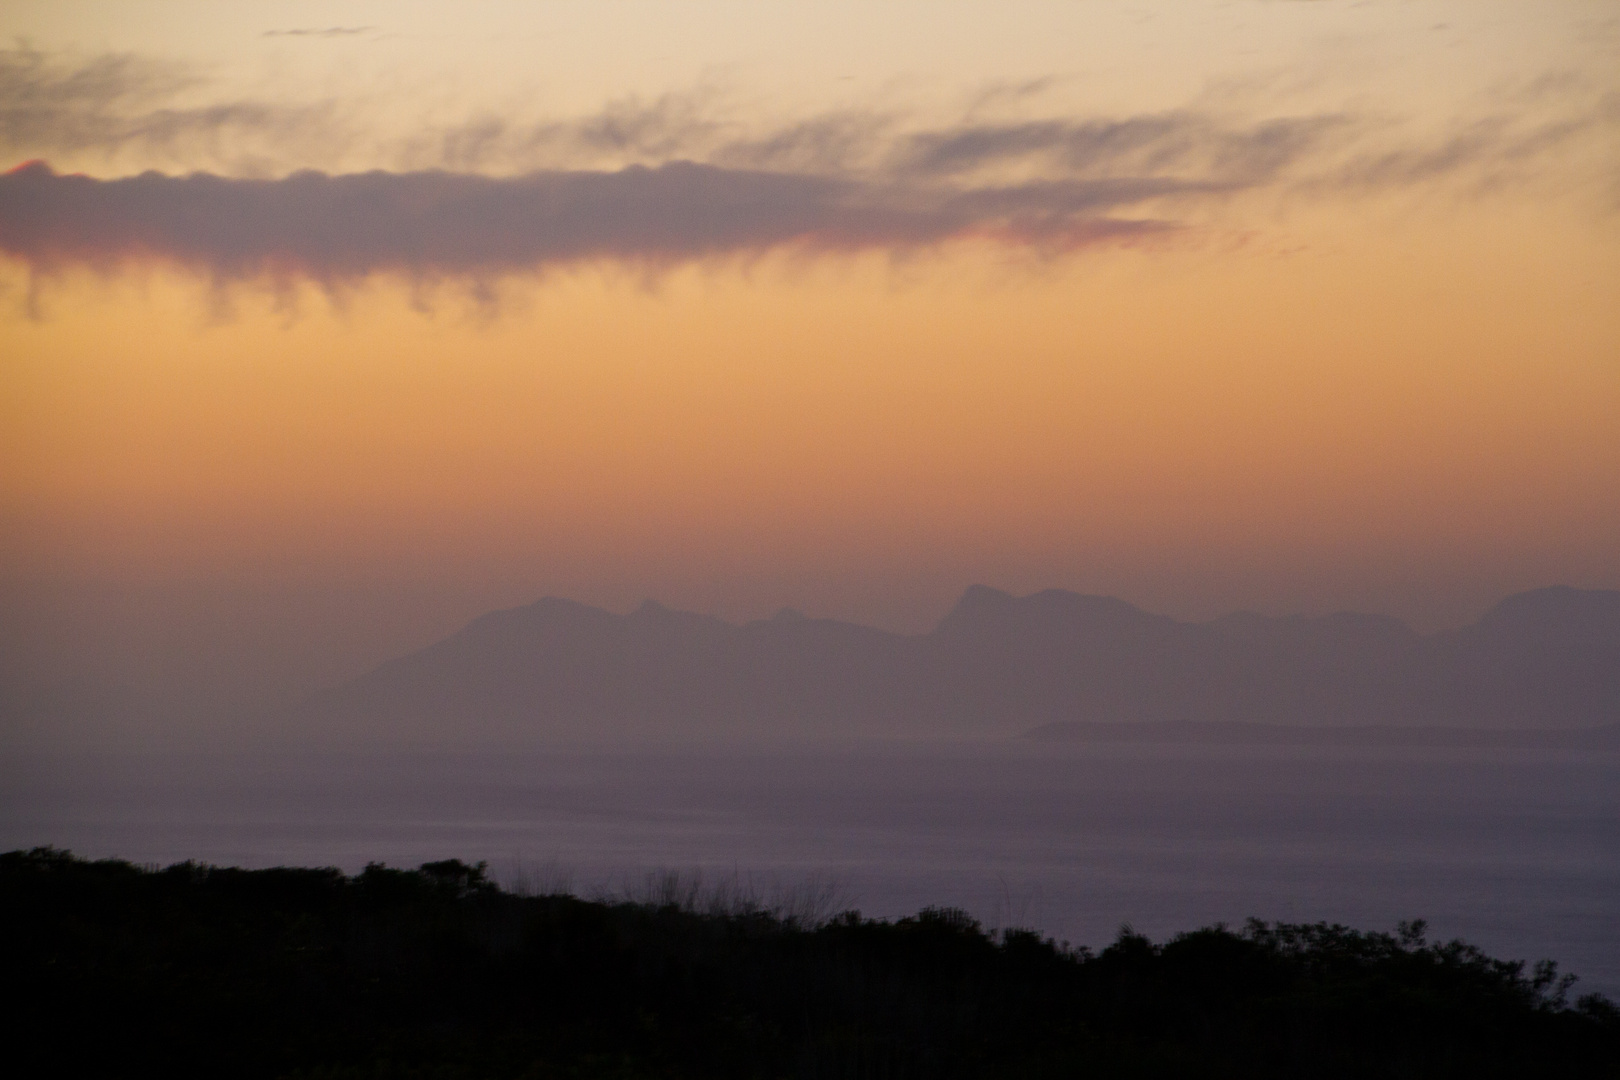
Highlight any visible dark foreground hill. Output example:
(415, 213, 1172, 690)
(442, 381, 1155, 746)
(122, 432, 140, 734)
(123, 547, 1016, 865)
(300, 585, 1620, 741)
(5, 848, 1616, 1079)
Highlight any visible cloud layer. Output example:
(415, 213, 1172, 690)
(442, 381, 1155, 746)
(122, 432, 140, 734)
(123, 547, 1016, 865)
(2, 45, 1612, 288)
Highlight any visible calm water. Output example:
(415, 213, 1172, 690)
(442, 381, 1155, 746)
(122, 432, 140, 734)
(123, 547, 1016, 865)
(4, 740, 1616, 995)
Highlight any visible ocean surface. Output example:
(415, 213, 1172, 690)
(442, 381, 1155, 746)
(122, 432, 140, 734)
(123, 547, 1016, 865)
(3, 739, 1616, 996)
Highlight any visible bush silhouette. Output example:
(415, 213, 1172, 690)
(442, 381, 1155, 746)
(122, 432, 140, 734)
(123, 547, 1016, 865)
(4, 847, 1615, 1079)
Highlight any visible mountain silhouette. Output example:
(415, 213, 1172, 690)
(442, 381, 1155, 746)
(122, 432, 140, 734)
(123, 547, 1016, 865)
(299, 585, 1620, 742)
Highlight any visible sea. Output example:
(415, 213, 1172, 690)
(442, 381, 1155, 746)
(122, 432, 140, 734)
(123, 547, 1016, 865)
(3, 739, 1616, 997)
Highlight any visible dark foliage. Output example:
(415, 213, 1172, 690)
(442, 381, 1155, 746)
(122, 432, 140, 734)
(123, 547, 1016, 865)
(5, 847, 1615, 1079)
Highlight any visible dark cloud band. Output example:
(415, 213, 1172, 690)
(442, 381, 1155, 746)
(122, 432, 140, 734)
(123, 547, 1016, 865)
(0, 160, 1179, 280)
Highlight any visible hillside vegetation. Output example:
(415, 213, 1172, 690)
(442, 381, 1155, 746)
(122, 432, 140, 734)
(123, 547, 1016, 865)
(5, 848, 1616, 1078)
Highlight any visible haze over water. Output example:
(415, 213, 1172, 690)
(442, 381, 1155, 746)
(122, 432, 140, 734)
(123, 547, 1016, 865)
(7, 740, 1616, 997)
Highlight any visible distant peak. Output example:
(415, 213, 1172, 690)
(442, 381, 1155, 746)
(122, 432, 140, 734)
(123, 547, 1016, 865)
(931, 585, 1015, 633)
(526, 595, 594, 611)
(624, 598, 737, 631)
(771, 607, 807, 622)
(458, 594, 613, 636)
(955, 584, 1017, 608)
(1027, 589, 1144, 616)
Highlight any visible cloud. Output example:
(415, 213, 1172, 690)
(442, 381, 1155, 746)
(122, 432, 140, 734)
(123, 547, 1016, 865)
(0, 47, 346, 176)
(1329, 103, 1620, 194)
(0, 160, 1181, 285)
(887, 114, 1349, 186)
(13, 45, 1604, 192)
(2, 46, 1612, 293)
(262, 28, 373, 39)
(414, 91, 737, 174)
(1, 47, 197, 152)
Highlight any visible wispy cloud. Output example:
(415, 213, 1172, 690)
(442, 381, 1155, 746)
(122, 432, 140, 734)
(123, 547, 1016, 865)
(887, 114, 1347, 184)
(262, 28, 374, 39)
(1330, 101, 1620, 195)
(0, 47, 349, 176)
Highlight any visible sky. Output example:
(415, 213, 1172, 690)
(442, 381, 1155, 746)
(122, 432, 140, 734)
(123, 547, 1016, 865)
(2, 1, 1618, 730)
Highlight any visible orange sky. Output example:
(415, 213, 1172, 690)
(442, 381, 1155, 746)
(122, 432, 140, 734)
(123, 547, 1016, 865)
(2, 1, 1617, 722)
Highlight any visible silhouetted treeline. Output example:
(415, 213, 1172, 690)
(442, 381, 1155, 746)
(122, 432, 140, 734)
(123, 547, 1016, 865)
(5, 848, 1616, 1079)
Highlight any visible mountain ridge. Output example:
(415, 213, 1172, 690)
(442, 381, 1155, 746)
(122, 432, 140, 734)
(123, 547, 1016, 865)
(298, 585, 1620, 742)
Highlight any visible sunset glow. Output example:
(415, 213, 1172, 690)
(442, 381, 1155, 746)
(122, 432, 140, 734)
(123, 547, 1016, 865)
(2, 0, 1617, 714)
